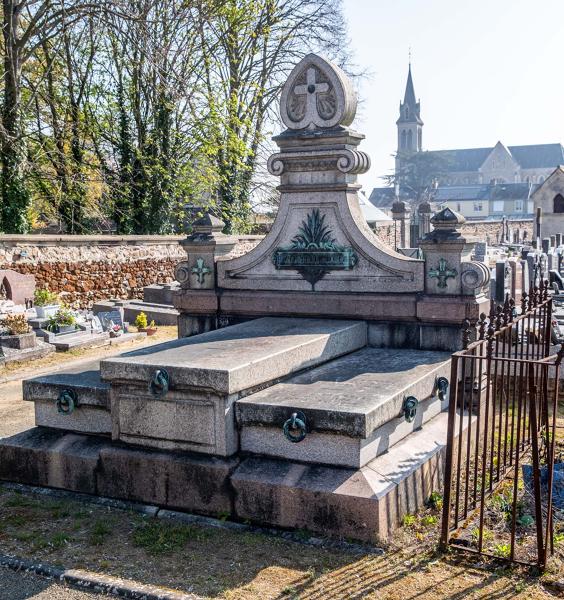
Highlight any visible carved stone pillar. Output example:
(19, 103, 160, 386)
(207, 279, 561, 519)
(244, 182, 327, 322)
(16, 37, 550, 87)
(173, 214, 236, 337)
(418, 207, 490, 323)
(418, 201, 432, 241)
(391, 200, 411, 249)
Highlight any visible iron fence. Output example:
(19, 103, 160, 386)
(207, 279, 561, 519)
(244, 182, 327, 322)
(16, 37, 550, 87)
(441, 281, 562, 568)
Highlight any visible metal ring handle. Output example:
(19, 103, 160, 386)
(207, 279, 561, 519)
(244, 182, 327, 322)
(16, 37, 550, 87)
(283, 411, 307, 443)
(436, 376, 450, 401)
(403, 396, 418, 423)
(149, 368, 170, 397)
(57, 389, 78, 415)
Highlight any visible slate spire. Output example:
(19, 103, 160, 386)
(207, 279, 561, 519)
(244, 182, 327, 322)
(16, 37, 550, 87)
(397, 62, 423, 125)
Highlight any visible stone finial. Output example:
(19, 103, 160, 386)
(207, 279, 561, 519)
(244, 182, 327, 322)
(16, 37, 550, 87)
(418, 201, 432, 214)
(430, 207, 465, 230)
(391, 200, 408, 215)
(187, 213, 227, 242)
(280, 54, 357, 131)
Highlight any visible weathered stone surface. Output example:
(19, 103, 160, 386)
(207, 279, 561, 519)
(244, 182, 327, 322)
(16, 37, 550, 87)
(0, 428, 103, 493)
(101, 317, 367, 394)
(233, 412, 452, 541)
(0, 332, 37, 350)
(237, 348, 450, 437)
(97, 444, 237, 515)
(24, 362, 110, 407)
(237, 347, 450, 467)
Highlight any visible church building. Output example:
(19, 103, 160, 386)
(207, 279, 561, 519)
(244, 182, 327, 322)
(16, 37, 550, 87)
(370, 64, 564, 219)
(394, 63, 564, 186)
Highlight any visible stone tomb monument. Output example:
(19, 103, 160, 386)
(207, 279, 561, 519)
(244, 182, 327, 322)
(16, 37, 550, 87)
(0, 54, 490, 542)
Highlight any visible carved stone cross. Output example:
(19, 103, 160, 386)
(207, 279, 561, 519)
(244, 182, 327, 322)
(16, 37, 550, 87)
(429, 258, 457, 289)
(191, 257, 211, 284)
(294, 68, 329, 118)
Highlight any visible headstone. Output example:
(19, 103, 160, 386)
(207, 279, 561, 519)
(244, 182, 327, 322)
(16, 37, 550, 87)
(556, 233, 562, 247)
(550, 235, 556, 249)
(0, 270, 35, 306)
(96, 310, 124, 332)
(509, 260, 522, 304)
(542, 238, 550, 254)
(526, 253, 539, 289)
(474, 242, 487, 261)
(519, 259, 529, 296)
(495, 261, 512, 303)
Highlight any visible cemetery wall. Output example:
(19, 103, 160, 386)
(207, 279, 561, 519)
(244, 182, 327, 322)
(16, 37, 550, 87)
(372, 223, 396, 248)
(458, 219, 533, 243)
(0, 234, 262, 307)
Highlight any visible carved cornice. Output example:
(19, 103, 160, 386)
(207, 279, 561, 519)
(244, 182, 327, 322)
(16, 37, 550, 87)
(267, 148, 370, 177)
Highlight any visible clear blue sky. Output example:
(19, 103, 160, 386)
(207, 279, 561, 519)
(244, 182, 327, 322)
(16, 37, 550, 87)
(343, 0, 564, 191)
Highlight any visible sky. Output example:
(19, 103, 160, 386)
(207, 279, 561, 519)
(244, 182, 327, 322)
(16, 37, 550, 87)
(343, 0, 564, 192)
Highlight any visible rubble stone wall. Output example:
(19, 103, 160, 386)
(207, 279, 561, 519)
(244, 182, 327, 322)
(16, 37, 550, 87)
(0, 235, 261, 307)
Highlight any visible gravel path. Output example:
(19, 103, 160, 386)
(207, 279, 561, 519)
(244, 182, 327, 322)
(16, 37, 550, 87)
(0, 568, 105, 599)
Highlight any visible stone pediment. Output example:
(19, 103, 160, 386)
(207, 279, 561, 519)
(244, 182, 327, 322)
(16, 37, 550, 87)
(217, 53, 423, 294)
(217, 197, 423, 293)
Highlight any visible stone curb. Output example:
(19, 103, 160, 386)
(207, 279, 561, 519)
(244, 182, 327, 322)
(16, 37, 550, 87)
(0, 555, 199, 599)
(1, 482, 384, 556)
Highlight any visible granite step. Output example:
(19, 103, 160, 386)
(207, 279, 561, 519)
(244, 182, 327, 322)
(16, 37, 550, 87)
(236, 347, 451, 468)
(101, 317, 367, 455)
(23, 360, 111, 435)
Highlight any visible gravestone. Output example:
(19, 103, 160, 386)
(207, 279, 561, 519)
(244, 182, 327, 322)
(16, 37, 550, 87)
(508, 260, 523, 304)
(474, 242, 487, 262)
(542, 238, 550, 254)
(96, 310, 124, 332)
(0, 270, 35, 306)
(495, 261, 512, 303)
(519, 259, 529, 297)
(1, 53, 491, 544)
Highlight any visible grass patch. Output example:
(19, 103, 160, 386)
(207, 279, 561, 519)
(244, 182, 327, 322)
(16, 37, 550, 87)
(132, 519, 207, 554)
(4, 494, 40, 509)
(89, 518, 114, 546)
(49, 532, 71, 549)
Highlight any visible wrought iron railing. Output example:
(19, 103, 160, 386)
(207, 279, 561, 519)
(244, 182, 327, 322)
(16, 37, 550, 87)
(441, 282, 562, 568)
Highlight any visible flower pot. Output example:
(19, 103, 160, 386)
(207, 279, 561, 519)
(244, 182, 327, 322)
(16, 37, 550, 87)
(36, 304, 60, 319)
(139, 327, 157, 336)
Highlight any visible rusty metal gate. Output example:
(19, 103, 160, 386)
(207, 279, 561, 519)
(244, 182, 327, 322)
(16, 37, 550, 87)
(441, 283, 562, 568)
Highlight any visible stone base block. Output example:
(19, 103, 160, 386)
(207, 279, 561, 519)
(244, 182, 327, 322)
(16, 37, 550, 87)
(234, 413, 450, 541)
(0, 332, 37, 350)
(96, 444, 237, 515)
(0, 415, 453, 543)
(0, 428, 104, 494)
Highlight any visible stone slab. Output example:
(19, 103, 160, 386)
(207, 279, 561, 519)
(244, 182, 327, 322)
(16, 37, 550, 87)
(0, 428, 104, 493)
(0, 341, 54, 366)
(97, 443, 237, 515)
(0, 412, 458, 543)
(24, 363, 110, 407)
(236, 348, 450, 437)
(101, 317, 367, 395)
(51, 331, 110, 352)
(240, 391, 444, 468)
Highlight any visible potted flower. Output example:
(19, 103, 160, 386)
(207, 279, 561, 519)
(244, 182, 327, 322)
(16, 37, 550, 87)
(135, 312, 157, 336)
(109, 323, 123, 338)
(0, 314, 36, 350)
(46, 308, 77, 334)
(34, 288, 60, 318)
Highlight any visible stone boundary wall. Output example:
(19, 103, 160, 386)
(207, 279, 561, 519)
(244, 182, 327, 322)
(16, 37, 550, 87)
(0, 235, 262, 308)
(458, 219, 533, 244)
(372, 223, 396, 248)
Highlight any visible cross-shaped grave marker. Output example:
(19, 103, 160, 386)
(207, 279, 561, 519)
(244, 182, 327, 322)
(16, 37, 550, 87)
(192, 257, 211, 285)
(429, 258, 457, 289)
(294, 67, 329, 117)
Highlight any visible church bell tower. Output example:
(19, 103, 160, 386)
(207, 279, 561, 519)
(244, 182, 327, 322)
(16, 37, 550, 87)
(396, 62, 423, 157)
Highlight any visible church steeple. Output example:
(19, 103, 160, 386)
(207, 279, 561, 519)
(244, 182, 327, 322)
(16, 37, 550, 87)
(397, 61, 423, 154)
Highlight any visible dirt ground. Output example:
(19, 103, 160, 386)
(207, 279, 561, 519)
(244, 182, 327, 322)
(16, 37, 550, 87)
(0, 484, 562, 600)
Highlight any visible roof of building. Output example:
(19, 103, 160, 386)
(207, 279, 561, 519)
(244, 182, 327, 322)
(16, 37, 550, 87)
(358, 190, 392, 223)
(426, 143, 564, 173)
(369, 182, 537, 209)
